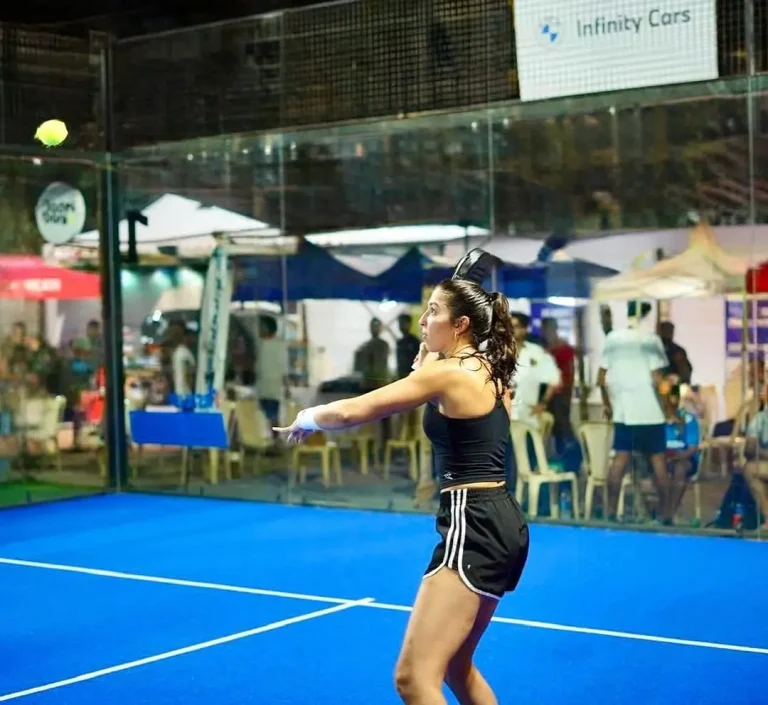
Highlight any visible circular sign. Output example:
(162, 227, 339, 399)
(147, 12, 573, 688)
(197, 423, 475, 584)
(34, 182, 86, 245)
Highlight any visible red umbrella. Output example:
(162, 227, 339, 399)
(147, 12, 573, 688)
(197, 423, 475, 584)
(0, 255, 101, 300)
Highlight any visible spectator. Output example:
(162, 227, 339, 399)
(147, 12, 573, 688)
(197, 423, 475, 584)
(255, 316, 287, 432)
(168, 320, 195, 397)
(354, 317, 390, 392)
(86, 319, 103, 369)
(507, 312, 561, 493)
(61, 337, 95, 449)
(663, 384, 701, 519)
(1, 322, 29, 381)
(658, 321, 692, 384)
(742, 399, 768, 532)
(509, 312, 561, 429)
(541, 317, 576, 453)
(599, 301, 672, 523)
(395, 314, 421, 380)
(27, 336, 60, 395)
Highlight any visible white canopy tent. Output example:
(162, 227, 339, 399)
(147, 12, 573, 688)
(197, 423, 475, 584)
(593, 224, 748, 301)
(592, 223, 760, 422)
(47, 194, 280, 262)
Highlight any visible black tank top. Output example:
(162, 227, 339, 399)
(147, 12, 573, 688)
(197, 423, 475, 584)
(423, 398, 510, 490)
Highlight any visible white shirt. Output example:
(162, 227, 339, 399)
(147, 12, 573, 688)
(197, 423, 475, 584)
(172, 345, 195, 396)
(600, 327, 668, 425)
(511, 342, 561, 429)
(256, 336, 287, 402)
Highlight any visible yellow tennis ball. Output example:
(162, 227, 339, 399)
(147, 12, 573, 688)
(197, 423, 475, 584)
(34, 119, 68, 147)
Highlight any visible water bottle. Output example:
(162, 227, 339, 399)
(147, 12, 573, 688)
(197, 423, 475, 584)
(733, 502, 744, 537)
(559, 489, 573, 520)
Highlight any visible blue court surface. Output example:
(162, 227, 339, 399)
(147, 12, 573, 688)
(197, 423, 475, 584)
(1, 493, 766, 704)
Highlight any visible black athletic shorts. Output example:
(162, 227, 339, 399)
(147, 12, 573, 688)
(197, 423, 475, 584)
(424, 486, 529, 600)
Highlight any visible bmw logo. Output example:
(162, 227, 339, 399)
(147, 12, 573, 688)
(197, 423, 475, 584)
(537, 17, 562, 47)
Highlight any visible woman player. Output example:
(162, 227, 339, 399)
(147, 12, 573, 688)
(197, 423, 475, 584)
(274, 277, 529, 705)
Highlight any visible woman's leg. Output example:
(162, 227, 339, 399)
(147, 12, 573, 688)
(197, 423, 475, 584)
(395, 567, 497, 705)
(445, 596, 499, 705)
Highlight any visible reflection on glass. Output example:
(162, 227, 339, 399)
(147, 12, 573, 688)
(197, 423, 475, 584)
(75, 79, 768, 541)
(0, 153, 106, 507)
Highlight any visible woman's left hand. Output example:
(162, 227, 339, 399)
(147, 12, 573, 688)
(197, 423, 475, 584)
(272, 420, 313, 445)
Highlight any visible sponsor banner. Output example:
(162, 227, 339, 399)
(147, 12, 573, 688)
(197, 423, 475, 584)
(513, 0, 718, 102)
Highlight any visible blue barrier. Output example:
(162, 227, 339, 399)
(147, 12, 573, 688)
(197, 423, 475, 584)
(129, 410, 228, 449)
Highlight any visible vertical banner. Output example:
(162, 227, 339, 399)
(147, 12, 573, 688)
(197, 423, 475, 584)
(196, 247, 234, 398)
(725, 299, 768, 359)
(513, 0, 718, 102)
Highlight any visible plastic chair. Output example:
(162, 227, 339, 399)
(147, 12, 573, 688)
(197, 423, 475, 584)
(383, 408, 421, 481)
(705, 399, 755, 477)
(228, 398, 272, 477)
(22, 395, 66, 471)
(510, 421, 580, 519)
(345, 423, 379, 475)
(577, 422, 635, 519)
(539, 411, 555, 444)
(292, 431, 342, 487)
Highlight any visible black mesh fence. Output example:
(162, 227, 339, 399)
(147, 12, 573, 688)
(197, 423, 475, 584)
(281, 0, 512, 125)
(111, 0, 766, 149)
(0, 0, 764, 150)
(0, 26, 103, 149)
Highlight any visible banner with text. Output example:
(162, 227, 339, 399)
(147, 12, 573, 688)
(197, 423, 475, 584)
(725, 299, 768, 359)
(513, 0, 718, 102)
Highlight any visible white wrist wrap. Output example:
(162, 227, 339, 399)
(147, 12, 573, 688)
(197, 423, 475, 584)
(296, 406, 322, 431)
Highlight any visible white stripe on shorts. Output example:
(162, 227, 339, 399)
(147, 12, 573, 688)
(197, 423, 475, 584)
(423, 488, 501, 600)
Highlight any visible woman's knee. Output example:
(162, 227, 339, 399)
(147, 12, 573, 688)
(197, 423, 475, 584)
(394, 655, 420, 699)
(394, 654, 441, 701)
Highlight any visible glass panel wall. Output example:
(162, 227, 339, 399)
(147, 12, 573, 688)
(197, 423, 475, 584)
(115, 77, 768, 539)
(0, 148, 108, 508)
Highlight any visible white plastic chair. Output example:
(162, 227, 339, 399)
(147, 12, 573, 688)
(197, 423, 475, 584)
(228, 398, 272, 476)
(292, 433, 342, 487)
(577, 422, 635, 519)
(347, 422, 380, 475)
(21, 395, 66, 471)
(383, 408, 421, 481)
(510, 421, 580, 519)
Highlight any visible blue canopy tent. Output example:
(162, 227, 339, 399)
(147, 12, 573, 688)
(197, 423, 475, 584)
(368, 247, 429, 303)
(496, 259, 618, 299)
(232, 240, 416, 302)
(386, 247, 617, 300)
(231, 241, 617, 304)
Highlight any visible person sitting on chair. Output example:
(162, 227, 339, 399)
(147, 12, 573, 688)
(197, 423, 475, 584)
(742, 394, 768, 532)
(663, 385, 701, 520)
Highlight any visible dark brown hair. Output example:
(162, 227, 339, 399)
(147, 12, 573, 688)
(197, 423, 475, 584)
(437, 278, 517, 395)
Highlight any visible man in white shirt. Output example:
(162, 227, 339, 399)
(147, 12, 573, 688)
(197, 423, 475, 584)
(256, 316, 287, 433)
(598, 302, 671, 523)
(169, 320, 195, 398)
(507, 313, 562, 493)
(510, 312, 562, 429)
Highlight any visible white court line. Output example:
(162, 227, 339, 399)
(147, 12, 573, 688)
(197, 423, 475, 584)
(0, 598, 374, 702)
(3, 557, 768, 657)
(0, 557, 349, 606)
(366, 603, 768, 655)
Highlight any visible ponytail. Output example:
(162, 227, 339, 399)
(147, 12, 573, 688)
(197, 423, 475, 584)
(485, 292, 517, 395)
(436, 278, 518, 395)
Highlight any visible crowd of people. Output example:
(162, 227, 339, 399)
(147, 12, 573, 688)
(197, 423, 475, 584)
(348, 300, 768, 529)
(0, 320, 104, 449)
(2, 294, 768, 532)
